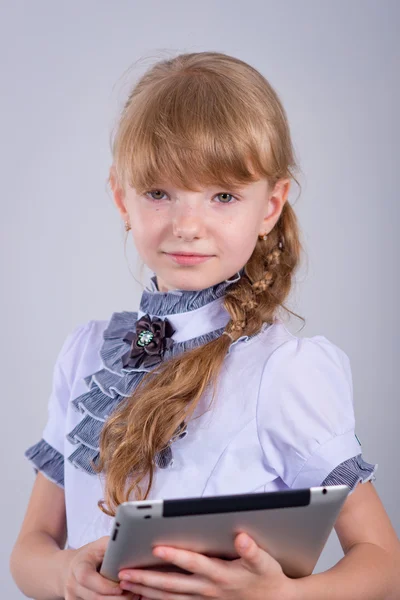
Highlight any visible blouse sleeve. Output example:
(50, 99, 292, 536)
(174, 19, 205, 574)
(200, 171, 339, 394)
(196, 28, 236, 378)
(256, 335, 377, 491)
(24, 322, 92, 488)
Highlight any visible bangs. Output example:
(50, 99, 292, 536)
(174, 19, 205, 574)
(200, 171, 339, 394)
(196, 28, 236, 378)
(112, 70, 275, 193)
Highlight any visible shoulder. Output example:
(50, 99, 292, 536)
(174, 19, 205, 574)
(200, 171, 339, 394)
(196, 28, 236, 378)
(58, 318, 108, 361)
(228, 319, 352, 393)
(255, 321, 361, 488)
(256, 320, 356, 447)
(250, 318, 352, 386)
(54, 318, 109, 388)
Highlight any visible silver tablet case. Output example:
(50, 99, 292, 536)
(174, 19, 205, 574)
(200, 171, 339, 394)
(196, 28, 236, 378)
(100, 485, 349, 581)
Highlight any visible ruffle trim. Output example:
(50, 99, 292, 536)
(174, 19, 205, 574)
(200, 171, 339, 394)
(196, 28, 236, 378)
(140, 270, 243, 316)
(320, 453, 377, 490)
(25, 438, 64, 488)
(89, 310, 226, 397)
(66, 311, 225, 476)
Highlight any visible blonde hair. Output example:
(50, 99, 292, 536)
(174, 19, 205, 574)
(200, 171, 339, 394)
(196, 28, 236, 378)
(96, 51, 305, 516)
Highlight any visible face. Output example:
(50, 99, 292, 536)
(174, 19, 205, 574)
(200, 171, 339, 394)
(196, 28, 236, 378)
(110, 169, 290, 292)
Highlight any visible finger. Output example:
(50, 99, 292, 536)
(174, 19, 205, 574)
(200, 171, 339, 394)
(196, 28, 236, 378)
(75, 582, 124, 599)
(119, 569, 214, 596)
(235, 533, 282, 576)
(75, 560, 123, 595)
(151, 546, 226, 580)
(90, 535, 112, 562)
(94, 535, 111, 549)
(119, 582, 194, 600)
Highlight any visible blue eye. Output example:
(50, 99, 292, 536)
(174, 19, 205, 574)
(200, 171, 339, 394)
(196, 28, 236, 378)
(215, 193, 235, 204)
(145, 190, 236, 203)
(146, 190, 168, 201)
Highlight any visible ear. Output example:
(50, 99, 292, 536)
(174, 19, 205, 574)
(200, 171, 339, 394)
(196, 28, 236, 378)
(109, 165, 128, 220)
(260, 179, 291, 235)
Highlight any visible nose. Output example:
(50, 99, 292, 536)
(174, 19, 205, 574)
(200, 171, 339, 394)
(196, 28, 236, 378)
(172, 204, 205, 241)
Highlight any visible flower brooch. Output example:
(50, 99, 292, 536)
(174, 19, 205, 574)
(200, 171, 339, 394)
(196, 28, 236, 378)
(121, 314, 175, 370)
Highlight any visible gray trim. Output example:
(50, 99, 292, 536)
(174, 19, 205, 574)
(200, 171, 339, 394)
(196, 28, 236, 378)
(68, 444, 99, 475)
(25, 438, 65, 488)
(98, 311, 226, 387)
(321, 453, 377, 490)
(140, 270, 243, 315)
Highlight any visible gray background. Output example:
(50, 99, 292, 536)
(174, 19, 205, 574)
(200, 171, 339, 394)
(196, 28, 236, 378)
(1, 0, 398, 596)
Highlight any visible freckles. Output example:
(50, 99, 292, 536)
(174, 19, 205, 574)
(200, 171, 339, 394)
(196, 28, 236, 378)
(219, 220, 233, 233)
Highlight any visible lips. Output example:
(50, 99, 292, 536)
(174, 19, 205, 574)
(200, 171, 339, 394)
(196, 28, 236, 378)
(164, 252, 212, 257)
(164, 252, 214, 266)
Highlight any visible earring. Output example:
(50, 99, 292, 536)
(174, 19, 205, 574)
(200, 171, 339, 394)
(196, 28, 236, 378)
(258, 233, 268, 241)
(124, 220, 131, 232)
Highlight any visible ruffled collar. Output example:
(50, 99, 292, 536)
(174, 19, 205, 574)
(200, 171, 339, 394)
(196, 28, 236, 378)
(140, 270, 242, 315)
(137, 270, 244, 344)
(66, 270, 245, 476)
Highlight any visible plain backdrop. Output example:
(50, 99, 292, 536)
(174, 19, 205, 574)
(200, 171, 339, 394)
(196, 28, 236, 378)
(1, 1, 399, 597)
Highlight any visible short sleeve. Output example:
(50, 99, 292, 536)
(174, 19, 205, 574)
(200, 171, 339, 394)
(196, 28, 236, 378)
(24, 321, 92, 488)
(256, 335, 374, 490)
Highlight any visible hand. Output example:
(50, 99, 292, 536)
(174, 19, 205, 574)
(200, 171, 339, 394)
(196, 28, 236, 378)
(118, 532, 298, 600)
(62, 535, 136, 600)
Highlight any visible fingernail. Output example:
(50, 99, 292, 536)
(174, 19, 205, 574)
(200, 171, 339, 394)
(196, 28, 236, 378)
(238, 535, 250, 549)
(120, 582, 132, 590)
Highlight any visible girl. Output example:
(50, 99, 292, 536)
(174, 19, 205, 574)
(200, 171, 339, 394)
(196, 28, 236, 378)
(10, 51, 400, 600)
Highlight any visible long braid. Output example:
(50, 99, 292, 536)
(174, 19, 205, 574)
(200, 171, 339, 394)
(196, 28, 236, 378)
(223, 202, 301, 343)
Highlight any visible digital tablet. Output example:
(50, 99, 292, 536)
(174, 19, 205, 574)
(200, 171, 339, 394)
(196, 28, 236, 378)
(100, 485, 349, 581)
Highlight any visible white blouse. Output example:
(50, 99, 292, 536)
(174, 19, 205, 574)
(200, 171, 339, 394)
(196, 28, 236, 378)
(25, 275, 376, 550)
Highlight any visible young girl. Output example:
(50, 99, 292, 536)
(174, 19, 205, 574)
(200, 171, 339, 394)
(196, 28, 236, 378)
(10, 51, 399, 600)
